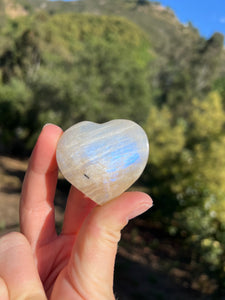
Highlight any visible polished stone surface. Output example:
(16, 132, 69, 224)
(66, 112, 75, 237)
(56, 120, 149, 205)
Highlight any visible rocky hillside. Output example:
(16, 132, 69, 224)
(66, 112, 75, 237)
(1, 0, 202, 56)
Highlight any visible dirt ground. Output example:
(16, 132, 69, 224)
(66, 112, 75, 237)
(0, 155, 221, 299)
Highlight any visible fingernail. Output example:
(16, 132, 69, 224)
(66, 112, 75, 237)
(43, 123, 54, 129)
(127, 201, 153, 221)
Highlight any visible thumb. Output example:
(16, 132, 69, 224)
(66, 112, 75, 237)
(53, 192, 152, 300)
(0, 232, 46, 300)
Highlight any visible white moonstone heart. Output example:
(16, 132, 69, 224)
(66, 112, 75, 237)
(56, 120, 149, 205)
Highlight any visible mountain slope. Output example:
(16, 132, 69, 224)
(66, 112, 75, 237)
(2, 0, 201, 56)
(2, 0, 225, 108)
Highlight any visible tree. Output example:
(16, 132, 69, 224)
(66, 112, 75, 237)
(137, 0, 149, 5)
(0, 79, 32, 152)
(144, 91, 225, 277)
(0, 13, 153, 152)
(0, 29, 40, 83)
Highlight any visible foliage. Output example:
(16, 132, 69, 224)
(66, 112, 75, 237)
(144, 91, 225, 284)
(0, 79, 32, 150)
(0, 13, 153, 152)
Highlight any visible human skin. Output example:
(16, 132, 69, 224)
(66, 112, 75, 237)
(0, 124, 153, 300)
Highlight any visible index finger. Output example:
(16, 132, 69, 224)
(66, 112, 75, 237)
(20, 124, 63, 250)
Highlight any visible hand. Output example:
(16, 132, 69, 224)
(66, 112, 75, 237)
(0, 124, 152, 300)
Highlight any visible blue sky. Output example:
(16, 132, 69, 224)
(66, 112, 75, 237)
(51, 0, 225, 40)
(158, 0, 225, 39)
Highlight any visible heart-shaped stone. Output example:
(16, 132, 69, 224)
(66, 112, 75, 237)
(56, 120, 149, 205)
